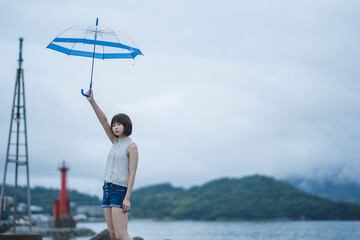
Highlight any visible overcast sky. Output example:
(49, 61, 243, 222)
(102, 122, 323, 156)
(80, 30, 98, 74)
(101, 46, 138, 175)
(1, 0, 360, 198)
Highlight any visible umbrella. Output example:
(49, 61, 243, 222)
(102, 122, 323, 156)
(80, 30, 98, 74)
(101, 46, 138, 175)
(46, 18, 143, 96)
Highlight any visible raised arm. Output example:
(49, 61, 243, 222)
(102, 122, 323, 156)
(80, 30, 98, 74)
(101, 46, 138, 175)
(86, 91, 117, 144)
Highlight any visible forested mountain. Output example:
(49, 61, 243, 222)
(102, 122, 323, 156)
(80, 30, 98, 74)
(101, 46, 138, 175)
(130, 175, 360, 220)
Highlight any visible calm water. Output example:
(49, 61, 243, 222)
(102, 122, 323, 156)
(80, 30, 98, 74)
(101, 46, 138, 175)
(67, 220, 360, 240)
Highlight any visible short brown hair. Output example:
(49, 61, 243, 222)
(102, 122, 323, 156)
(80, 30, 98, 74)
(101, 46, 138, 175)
(111, 113, 132, 137)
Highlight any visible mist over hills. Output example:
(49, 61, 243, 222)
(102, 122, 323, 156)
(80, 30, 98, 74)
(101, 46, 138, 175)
(285, 178, 360, 205)
(130, 175, 360, 220)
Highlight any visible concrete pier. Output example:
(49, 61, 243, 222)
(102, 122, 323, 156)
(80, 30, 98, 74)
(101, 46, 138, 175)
(0, 234, 42, 240)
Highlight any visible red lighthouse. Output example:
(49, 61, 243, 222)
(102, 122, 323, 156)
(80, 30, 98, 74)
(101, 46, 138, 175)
(59, 161, 70, 217)
(51, 161, 75, 227)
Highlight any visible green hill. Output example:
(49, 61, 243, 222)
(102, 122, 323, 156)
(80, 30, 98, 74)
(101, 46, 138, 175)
(130, 175, 360, 220)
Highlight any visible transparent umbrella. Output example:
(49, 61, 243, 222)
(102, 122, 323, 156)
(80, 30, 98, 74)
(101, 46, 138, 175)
(47, 18, 143, 96)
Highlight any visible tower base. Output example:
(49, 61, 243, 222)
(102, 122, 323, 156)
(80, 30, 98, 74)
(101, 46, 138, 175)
(48, 218, 76, 228)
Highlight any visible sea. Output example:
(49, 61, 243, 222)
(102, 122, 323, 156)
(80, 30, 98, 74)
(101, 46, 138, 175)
(44, 220, 360, 240)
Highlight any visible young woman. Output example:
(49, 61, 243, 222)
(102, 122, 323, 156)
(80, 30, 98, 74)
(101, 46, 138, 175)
(86, 91, 139, 240)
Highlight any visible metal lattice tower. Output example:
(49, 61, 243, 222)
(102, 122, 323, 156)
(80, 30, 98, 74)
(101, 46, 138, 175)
(0, 38, 32, 232)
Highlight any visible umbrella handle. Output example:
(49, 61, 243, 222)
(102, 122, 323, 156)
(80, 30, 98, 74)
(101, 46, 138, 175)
(81, 83, 93, 97)
(81, 89, 88, 97)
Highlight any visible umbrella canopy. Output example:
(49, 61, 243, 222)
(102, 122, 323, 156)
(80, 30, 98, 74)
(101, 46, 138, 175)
(46, 18, 143, 96)
(47, 26, 143, 59)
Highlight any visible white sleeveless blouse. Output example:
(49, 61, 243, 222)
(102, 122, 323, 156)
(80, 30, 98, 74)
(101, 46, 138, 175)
(103, 137, 134, 187)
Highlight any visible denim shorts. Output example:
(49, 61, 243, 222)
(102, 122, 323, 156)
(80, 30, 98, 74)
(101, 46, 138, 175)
(101, 181, 127, 208)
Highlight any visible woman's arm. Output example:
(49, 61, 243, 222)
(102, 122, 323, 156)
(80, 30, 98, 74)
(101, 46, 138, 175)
(122, 143, 139, 212)
(86, 91, 117, 144)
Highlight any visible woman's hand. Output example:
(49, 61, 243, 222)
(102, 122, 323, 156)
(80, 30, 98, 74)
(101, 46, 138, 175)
(86, 90, 94, 103)
(122, 198, 131, 213)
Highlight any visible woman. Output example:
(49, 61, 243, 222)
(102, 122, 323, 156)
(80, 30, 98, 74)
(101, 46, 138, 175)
(86, 90, 139, 240)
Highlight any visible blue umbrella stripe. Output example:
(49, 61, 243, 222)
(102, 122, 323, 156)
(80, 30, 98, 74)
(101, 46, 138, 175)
(51, 38, 143, 55)
(47, 43, 138, 59)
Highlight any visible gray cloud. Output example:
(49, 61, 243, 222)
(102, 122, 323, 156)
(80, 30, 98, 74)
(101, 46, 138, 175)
(1, 0, 360, 197)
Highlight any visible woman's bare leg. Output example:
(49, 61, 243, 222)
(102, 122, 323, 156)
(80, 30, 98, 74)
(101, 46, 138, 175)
(104, 208, 116, 240)
(111, 207, 132, 240)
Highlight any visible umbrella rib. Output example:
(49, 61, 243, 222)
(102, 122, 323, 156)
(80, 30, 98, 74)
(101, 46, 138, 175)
(69, 27, 87, 56)
(84, 26, 93, 40)
(99, 32, 105, 60)
(119, 31, 141, 52)
(111, 30, 136, 59)
(68, 43, 76, 55)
